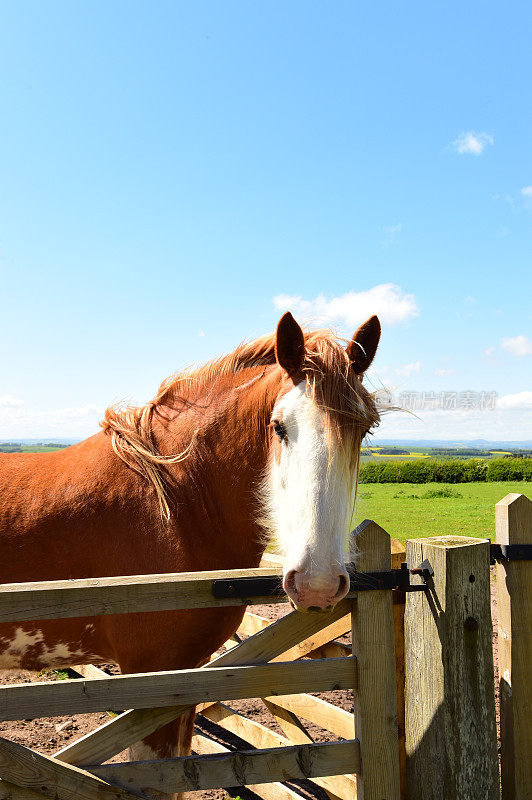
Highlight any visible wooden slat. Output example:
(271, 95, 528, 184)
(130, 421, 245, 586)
(192, 732, 306, 800)
(352, 519, 401, 800)
(262, 699, 312, 745)
(390, 539, 406, 569)
(496, 493, 532, 800)
(90, 739, 360, 793)
(0, 737, 145, 800)
(201, 702, 288, 746)
(306, 640, 351, 660)
(69, 665, 124, 715)
(262, 693, 354, 740)
(55, 599, 352, 766)
(0, 780, 49, 800)
(234, 611, 351, 664)
(71, 665, 112, 680)
(273, 615, 351, 663)
(259, 552, 284, 567)
(0, 567, 288, 623)
(0, 657, 354, 722)
(236, 611, 271, 637)
(405, 536, 499, 800)
(201, 702, 355, 800)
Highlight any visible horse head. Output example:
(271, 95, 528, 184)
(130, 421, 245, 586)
(263, 312, 381, 611)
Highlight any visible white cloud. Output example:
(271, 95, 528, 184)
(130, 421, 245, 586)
(497, 391, 532, 409)
(0, 404, 103, 439)
(383, 223, 403, 235)
(376, 405, 532, 440)
(521, 186, 532, 197)
(383, 223, 403, 242)
(492, 193, 515, 208)
(501, 335, 532, 357)
(436, 368, 455, 377)
(452, 131, 494, 155)
(273, 283, 418, 328)
(396, 361, 421, 377)
(198, 330, 205, 337)
(484, 347, 495, 357)
(0, 395, 24, 408)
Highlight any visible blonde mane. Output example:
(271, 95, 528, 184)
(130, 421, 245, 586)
(101, 329, 381, 520)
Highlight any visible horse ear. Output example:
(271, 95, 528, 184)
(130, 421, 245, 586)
(347, 315, 381, 374)
(275, 312, 305, 375)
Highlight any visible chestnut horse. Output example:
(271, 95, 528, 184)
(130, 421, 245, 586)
(0, 311, 380, 793)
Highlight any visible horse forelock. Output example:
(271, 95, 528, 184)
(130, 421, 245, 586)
(100, 328, 381, 520)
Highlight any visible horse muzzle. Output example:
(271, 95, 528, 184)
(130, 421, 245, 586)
(283, 567, 350, 611)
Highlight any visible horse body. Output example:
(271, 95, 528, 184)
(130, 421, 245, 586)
(0, 312, 381, 793)
(0, 366, 276, 670)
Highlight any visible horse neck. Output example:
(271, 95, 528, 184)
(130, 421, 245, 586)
(152, 366, 280, 566)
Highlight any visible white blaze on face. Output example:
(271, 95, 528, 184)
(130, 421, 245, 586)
(267, 381, 355, 610)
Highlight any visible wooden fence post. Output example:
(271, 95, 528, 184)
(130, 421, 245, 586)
(391, 539, 407, 800)
(405, 536, 499, 800)
(496, 493, 532, 800)
(352, 520, 401, 800)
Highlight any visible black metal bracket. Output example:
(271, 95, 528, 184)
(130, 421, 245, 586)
(490, 543, 532, 564)
(408, 558, 434, 589)
(212, 575, 284, 600)
(211, 560, 433, 600)
(346, 562, 430, 593)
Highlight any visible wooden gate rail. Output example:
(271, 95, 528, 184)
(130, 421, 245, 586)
(0, 658, 356, 721)
(0, 567, 287, 624)
(91, 740, 360, 795)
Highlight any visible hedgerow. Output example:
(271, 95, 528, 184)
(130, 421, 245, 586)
(358, 457, 532, 484)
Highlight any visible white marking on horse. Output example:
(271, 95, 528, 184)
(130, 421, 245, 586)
(0, 627, 103, 669)
(263, 381, 354, 609)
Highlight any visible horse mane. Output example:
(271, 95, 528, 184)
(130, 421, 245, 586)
(100, 329, 381, 520)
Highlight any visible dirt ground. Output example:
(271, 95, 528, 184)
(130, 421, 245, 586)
(0, 569, 501, 800)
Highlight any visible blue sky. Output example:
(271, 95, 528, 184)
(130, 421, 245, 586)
(0, 1, 530, 440)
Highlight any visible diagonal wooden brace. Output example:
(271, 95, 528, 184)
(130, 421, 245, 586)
(55, 598, 352, 767)
(0, 736, 147, 800)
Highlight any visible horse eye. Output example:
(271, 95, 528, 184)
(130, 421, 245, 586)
(272, 420, 287, 441)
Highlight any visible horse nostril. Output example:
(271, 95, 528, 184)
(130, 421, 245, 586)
(333, 572, 350, 601)
(283, 570, 298, 600)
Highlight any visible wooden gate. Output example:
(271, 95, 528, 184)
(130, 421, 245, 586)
(0, 521, 402, 800)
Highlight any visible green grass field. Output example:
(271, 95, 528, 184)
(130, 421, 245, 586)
(355, 481, 531, 543)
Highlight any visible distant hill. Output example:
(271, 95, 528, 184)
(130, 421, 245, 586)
(371, 438, 532, 449)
